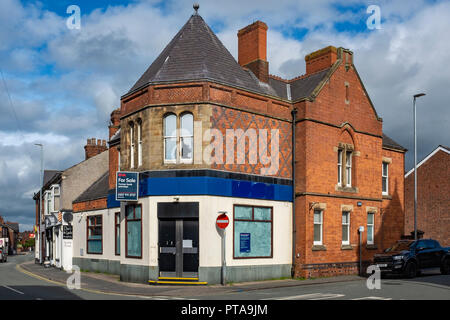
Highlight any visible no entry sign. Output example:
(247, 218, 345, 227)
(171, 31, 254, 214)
(216, 213, 229, 229)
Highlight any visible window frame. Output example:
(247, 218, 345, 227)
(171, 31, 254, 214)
(367, 212, 375, 245)
(342, 211, 350, 245)
(137, 120, 142, 167)
(179, 112, 194, 163)
(345, 150, 352, 187)
(337, 149, 343, 186)
(86, 215, 103, 255)
(114, 212, 120, 256)
(129, 122, 135, 169)
(382, 162, 389, 195)
(232, 204, 273, 259)
(313, 209, 323, 245)
(163, 113, 177, 164)
(125, 204, 142, 259)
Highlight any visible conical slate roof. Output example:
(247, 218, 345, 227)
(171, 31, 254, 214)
(128, 14, 278, 96)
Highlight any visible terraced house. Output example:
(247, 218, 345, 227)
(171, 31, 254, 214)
(71, 9, 406, 284)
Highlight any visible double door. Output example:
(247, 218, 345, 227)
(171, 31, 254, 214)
(157, 202, 199, 278)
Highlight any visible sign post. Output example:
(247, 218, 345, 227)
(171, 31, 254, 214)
(216, 212, 229, 286)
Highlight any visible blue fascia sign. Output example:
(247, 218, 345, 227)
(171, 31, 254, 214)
(116, 171, 139, 202)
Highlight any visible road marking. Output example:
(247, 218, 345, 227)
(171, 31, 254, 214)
(352, 296, 392, 300)
(267, 293, 345, 300)
(2, 285, 24, 295)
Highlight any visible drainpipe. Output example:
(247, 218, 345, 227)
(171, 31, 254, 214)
(291, 108, 297, 278)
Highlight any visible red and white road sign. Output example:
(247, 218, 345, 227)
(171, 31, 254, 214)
(216, 213, 229, 229)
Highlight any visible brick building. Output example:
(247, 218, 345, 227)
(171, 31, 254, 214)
(71, 10, 406, 283)
(405, 146, 450, 246)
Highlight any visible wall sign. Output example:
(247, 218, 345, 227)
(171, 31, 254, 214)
(240, 233, 251, 253)
(116, 172, 139, 201)
(63, 225, 73, 239)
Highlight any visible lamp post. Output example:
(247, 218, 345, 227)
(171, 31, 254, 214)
(35, 143, 44, 263)
(413, 93, 425, 241)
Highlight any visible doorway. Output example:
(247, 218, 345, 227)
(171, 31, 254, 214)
(157, 202, 199, 278)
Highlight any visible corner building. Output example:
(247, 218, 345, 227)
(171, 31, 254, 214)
(72, 12, 406, 284)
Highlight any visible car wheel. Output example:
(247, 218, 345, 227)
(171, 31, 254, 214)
(404, 262, 417, 278)
(441, 258, 450, 275)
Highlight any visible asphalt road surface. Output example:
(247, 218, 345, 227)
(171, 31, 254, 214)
(0, 253, 152, 300)
(1, 253, 449, 300)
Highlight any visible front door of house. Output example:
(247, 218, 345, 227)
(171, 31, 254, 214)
(158, 202, 199, 278)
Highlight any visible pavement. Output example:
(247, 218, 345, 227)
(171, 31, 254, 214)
(18, 256, 364, 298)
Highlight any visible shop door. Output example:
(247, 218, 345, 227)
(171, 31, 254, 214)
(157, 202, 199, 278)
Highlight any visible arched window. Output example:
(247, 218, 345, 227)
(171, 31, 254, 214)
(129, 122, 135, 168)
(180, 113, 193, 162)
(137, 119, 142, 167)
(164, 114, 177, 162)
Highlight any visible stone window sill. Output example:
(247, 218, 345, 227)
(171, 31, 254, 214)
(312, 245, 327, 251)
(341, 245, 353, 250)
(366, 244, 378, 250)
(382, 194, 392, 200)
(335, 185, 358, 193)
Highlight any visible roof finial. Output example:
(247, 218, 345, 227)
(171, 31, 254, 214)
(193, 3, 200, 15)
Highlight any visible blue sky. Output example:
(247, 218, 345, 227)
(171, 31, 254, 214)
(0, 0, 449, 231)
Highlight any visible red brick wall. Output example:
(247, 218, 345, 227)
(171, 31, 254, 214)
(73, 198, 107, 213)
(405, 149, 450, 246)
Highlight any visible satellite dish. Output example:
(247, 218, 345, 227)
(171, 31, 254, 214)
(63, 212, 73, 223)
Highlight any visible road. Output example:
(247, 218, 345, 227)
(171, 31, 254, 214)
(1, 253, 449, 300)
(0, 253, 151, 300)
(190, 270, 450, 300)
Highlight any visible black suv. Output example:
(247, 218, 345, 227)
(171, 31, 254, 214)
(373, 239, 450, 278)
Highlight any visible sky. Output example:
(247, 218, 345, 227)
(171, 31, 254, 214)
(0, 0, 449, 231)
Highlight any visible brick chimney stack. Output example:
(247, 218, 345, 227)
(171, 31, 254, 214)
(305, 46, 338, 75)
(237, 21, 269, 83)
(84, 138, 107, 160)
(109, 108, 121, 139)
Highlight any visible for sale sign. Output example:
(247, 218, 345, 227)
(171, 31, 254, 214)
(116, 172, 139, 202)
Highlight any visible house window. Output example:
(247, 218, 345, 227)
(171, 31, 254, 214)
(125, 204, 142, 258)
(345, 151, 352, 187)
(137, 120, 142, 167)
(367, 213, 374, 245)
(115, 212, 120, 256)
(337, 149, 343, 186)
(129, 123, 135, 169)
(382, 162, 389, 195)
(313, 209, 323, 245)
(164, 114, 177, 163)
(180, 113, 193, 162)
(87, 215, 102, 254)
(342, 211, 350, 245)
(233, 205, 272, 258)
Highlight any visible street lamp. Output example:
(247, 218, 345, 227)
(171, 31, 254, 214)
(35, 143, 44, 263)
(413, 93, 425, 241)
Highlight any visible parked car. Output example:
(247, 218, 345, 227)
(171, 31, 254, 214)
(0, 238, 8, 263)
(373, 239, 450, 278)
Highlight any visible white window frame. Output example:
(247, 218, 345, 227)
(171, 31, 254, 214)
(130, 124, 135, 169)
(367, 213, 375, 245)
(342, 211, 350, 245)
(345, 151, 352, 187)
(180, 113, 194, 163)
(52, 184, 60, 196)
(163, 114, 177, 164)
(382, 162, 389, 195)
(137, 121, 142, 167)
(313, 209, 323, 245)
(337, 149, 343, 186)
